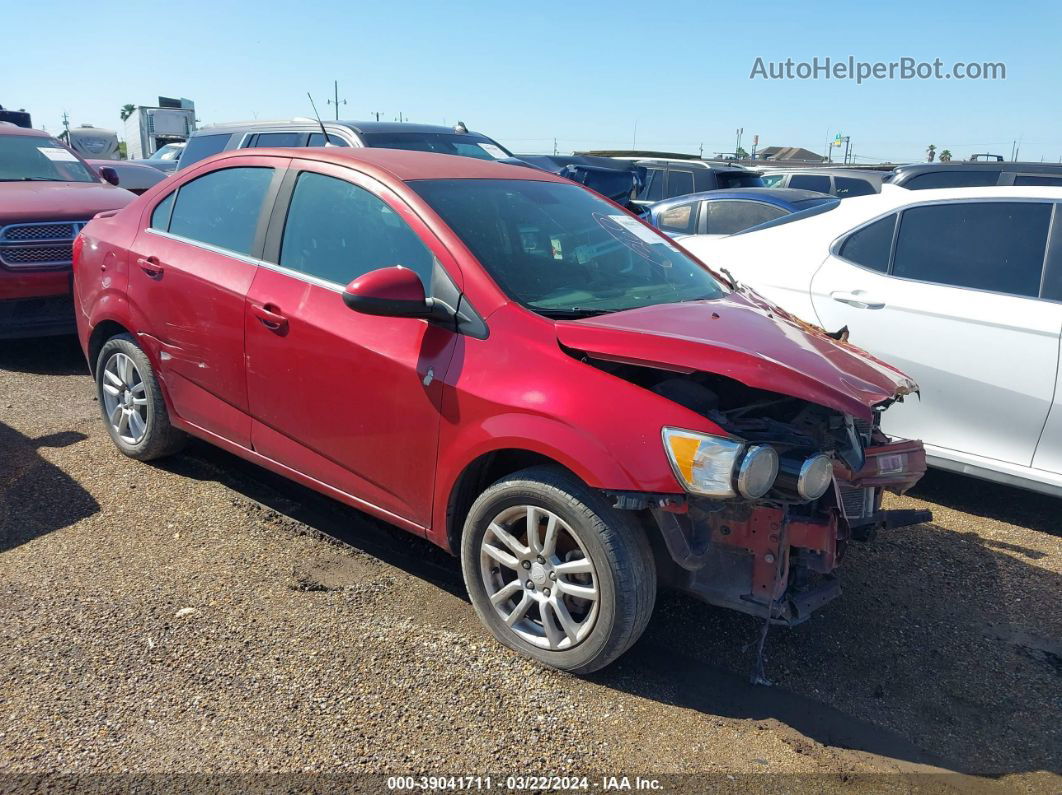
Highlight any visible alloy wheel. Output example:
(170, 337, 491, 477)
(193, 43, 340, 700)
(101, 352, 149, 444)
(479, 505, 599, 651)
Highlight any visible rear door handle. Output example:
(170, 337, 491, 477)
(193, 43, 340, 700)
(136, 256, 163, 278)
(251, 303, 288, 333)
(830, 290, 885, 310)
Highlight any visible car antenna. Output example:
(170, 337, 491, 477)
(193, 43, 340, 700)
(306, 92, 332, 146)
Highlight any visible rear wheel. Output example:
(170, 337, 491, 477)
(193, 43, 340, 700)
(461, 465, 656, 673)
(95, 334, 185, 461)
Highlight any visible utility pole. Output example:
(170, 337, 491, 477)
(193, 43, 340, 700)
(553, 137, 558, 155)
(396, 112, 405, 123)
(326, 80, 347, 120)
(735, 127, 743, 156)
(699, 142, 703, 158)
(61, 111, 70, 141)
(372, 111, 381, 121)
(632, 120, 638, 150)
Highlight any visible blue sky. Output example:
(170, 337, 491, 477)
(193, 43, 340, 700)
(4, 0, 1061, 163)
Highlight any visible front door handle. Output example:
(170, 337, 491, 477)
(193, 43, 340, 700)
(830, 290, 885, 310)
(251, 303, 288, 333)
(136, 256, 163, 278)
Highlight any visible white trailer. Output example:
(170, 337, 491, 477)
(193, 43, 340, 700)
(124, 101, 196, 159)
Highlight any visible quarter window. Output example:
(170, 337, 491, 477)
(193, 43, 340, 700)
(308, 133, 349, 147)
(177, 134, 229, 169)
(658, 202, 697, 234)
(789, 174, 831, 193)
(168, 167, 274, 256)
(834, 177, 876, 197)
(760, 174, 785, 187)
(892, 202, 1051, 297)
(838, 214, 896, 272)
(703, 201, 787, 235)
(150, 191, 175, 231)
(279, 172, 434, 287)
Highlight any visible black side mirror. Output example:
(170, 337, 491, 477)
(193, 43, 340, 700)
(99, 166, 120, 186)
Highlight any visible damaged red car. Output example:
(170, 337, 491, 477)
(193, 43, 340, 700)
(73, 147, 928, 673)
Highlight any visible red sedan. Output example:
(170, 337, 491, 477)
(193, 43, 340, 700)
(73, 147, 928, 672)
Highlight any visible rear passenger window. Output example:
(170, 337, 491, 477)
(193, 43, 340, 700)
(1013, 174, 1062, 186)
(760, 174, 785, 187)
(150, 191, 175, 231)
(892, 202, 1051, 297)
(168, 167, 274, 256)
(835, 177, 875, 197)
(789, 174, 831, 193)
(838, 215, 896, 272)
(249, 132, 304, 148)
(667, 170, 695, 198)
(658, 202, 697, 234)
(903, 170, 999, 189)
(703, 201, 787, 235)
(279, 172, 434, 288)
(641, 169, 665, 201)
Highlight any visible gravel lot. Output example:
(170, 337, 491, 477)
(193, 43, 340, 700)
(1, 336, 1059, 791)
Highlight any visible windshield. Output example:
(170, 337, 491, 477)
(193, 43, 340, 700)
(412, 179, 727, 316)
(717, 171, 765, 188)
(360, 132, 513, 161)
(0, 135, 97, 183)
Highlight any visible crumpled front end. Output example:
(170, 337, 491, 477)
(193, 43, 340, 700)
(646, 427, 928, 624)
(587, 357, 931, 625)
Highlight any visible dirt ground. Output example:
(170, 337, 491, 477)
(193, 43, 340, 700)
(0, 336, 1058, 793)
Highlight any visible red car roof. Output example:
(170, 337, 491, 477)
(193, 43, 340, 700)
(0, 125, 51, 137)
(207, 146, 569, 183)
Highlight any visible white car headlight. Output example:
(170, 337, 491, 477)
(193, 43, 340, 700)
(662, 428, 779, 499)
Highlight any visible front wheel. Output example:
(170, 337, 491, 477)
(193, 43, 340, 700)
(461, 466, 656, 674)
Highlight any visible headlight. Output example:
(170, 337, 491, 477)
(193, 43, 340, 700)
(777, 453, 834, 501)
(662, 428, 778, 499)
(736, 444, 780, 499)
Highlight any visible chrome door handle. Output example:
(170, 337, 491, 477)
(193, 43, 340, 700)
(830, 290, 885, 310)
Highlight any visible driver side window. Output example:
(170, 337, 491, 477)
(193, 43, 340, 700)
(278, 171, 434, 288)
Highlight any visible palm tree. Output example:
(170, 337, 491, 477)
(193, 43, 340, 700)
(926, 144, 937, 162)
(939, 149, 953, 162)
(119, 104, 136, 122)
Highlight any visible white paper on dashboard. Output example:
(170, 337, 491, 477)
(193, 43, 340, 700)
(38, 147, 79, 162)
(478, 143, 509, 159)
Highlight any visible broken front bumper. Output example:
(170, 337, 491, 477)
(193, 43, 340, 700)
(649, 440, 931, 625)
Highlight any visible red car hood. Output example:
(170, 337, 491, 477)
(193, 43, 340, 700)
(554, 296, 917, 421)
(0, 181, 135, 223)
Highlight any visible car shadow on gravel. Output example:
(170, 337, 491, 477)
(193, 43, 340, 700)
(0, 335, 86, 376)
(0, 422, 99, 552)
(153, 441, 1060, 778)
(909, 469, 1061, 537)
(155, 440, 466, 598)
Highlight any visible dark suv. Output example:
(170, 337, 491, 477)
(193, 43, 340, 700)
(630, 158, 764, 208)
(886, 162, 1062, 190)
(177, 119, 516, 171)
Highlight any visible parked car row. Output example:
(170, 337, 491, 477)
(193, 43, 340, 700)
(681, 186, 1062, 498)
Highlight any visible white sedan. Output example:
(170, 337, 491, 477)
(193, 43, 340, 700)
(680, 185, 1062, 497)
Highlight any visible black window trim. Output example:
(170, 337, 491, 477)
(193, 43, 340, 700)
(830, 197, 1060, 302)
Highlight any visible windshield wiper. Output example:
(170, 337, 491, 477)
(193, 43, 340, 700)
(0, 177, 68, 182)
(534, 307, 617, 319)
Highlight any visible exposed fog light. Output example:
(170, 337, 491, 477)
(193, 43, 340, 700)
(735, 445, 779, 499)
(796, 454, 833, 500)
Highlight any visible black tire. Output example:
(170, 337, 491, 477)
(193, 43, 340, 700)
(460, 465, 656, 674)
(95, 333, 185, 461)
